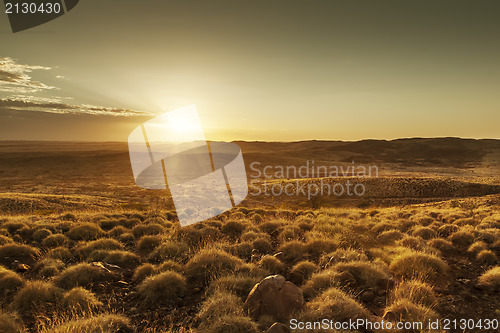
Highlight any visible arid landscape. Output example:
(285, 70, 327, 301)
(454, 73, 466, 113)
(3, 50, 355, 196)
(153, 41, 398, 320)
(0, 138, 499, 332)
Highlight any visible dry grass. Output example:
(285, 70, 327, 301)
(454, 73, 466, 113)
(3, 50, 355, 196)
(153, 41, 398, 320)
(390, 251, 448, 281)
(137, 271, 187, 307)
(478, 266, 500, 290)
(38, 314, 134, 333)
(11, 280, 63, 314)
(53, 263, 116, 290)
(185, 248, 243, 286)
(0, 311, 25, 333)
(0, 266, 24, 297)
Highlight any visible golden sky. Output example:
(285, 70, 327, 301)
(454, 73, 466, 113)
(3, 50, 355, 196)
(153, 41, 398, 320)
(1, 0, 499, 141)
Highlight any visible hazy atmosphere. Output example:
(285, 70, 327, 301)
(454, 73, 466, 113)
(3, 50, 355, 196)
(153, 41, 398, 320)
(1, 0, 499, 141)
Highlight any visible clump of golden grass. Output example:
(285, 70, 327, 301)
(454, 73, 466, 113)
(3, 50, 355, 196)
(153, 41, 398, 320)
(258, 255, 286, 275)
(277, 240, 307, 263)
(301, 269, 341, 300)
(136, 235, 162, 256)
(390, 251, 448, 281)
(383, 299, 439, 330)
(476, 250, 498, 266)
(148, 240, 189, 262)
(75, 238, 124, 259)
(299, 287, 372, 324)
(477, 266, 500, 290)
(437, 224, 459, 237)
(332, 260, 392, 292)
(66, 223, 106, 241)
(132, 263, 156, 283)
(32, 228, 52, 242)
(411, 226, 437, 240)
(53, 263, 116, 290)
(197, 287, 259, 332)
(428, 238, 455, 254)
(38, 314, 134, 333)
(377, 230, 404, 243)
(0, 310, 25, 333)
(390, 280, 437, 307)
(320, 248, 368, 267)
(449, 231, 475, 249)
(132, 223, 165, 238)
(11, 280, 63, 314)
(45, 247, 73, 262)
(0, 234, 13, 245)
(0, 244, 40, 267)
(62, 287, 103, 313)
(251, 237, 273, 254)
(137, 270, 187, 307)
(290, 261, 318, 285)
(33, 258, 65, 278)
(42, 234, 69, 248)
(0, 266, 24, 297)
(185, 248, 243, 286)
(208, 274, 260, 299)
(222, 220, 246, 239)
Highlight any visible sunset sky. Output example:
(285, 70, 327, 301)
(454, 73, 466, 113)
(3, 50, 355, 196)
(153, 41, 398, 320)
(1, 0, 499, 141)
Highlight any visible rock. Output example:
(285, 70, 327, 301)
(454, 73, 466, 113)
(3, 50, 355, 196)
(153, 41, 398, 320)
(266, 322, 291, 333)
(244, 275, 304, 322)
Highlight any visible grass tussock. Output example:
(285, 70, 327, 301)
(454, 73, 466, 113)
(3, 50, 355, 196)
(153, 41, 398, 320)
(137, 270, 187, 307)
(0, 266, 24, 297)
(390, 251, 448, 281)
(0, 244, 40, 267)
(0, 311, 25, 333)
(53, 263, 116, 290)
(11, 280, 63, 314)
(478, 266, 500, 290)
(185, 248, 243, 286)
(38, 314, 134, 333)
(390, 280, 437, 307)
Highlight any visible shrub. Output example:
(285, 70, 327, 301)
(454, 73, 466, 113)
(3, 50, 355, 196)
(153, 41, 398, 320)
(132, 223, 165, 238)
(390, 251, 448, 281)
(137, 271, 187, 307)
(62, 287, 103, 313)
(299, 287, 372, 324)
(230, 242, 253, 260)
(449, 231, 475, 249)
(67, 223, 106, 241)
(476, 250, 498, 266)
(185, 248, 243, 286)
(32, 228, 52, 242)
(258, 255, 286, 275)
(39, 314, 133, 333)
(397, 236, 425, 250)
(53, 263, 116, 290)
(0, 266, 24, 296)
(11, 280, 63, 314)
(42, 234, 68, 248)
(3, 222, 27, 234)
(290, 261, 318, 285)
(478, 266, 500, 290)
(148, 240, 189, 262)
(0, 311, 25, 333)
(132, 263, 156, 283)
(0, 244, 40, 268)
(259, 221, 283, 236)
(390, 280, 437, 307)
(371, 222, 397, 234)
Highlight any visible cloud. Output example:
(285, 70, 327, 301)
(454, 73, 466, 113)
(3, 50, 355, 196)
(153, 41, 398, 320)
(0, 57, 57, 93)
(0, 98, 154, 117)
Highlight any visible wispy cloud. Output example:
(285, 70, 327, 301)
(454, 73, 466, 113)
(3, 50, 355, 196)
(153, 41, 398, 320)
(0, 98, 153, 117)
(0, 57, 153, 117)
(0, 57, 57, 93)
